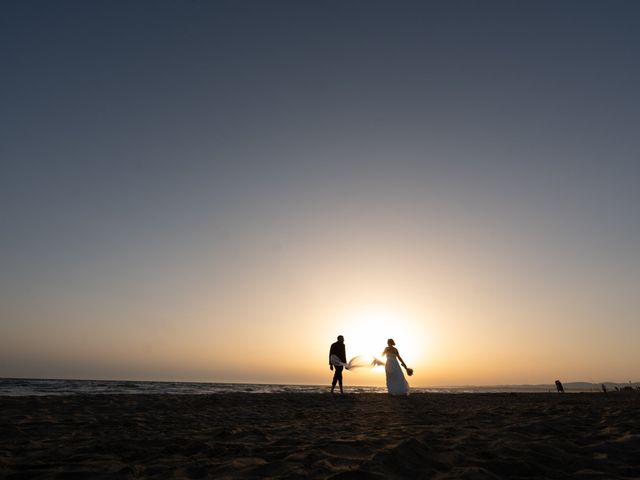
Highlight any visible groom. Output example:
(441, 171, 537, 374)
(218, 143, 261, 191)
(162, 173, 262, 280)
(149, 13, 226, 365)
(329, 335, 346, 394)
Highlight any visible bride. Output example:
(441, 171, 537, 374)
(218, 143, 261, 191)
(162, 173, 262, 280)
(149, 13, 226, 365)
(381, 338, 411, 396)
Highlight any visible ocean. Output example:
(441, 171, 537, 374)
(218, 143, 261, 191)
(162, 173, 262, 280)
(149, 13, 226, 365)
(0, 378, 388, 396)
(0, 378, 614, 396)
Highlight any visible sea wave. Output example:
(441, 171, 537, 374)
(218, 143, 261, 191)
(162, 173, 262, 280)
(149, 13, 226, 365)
(0, 378, 615, 396)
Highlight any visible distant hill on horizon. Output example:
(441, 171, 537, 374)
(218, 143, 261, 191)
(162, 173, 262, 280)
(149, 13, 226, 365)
(453, 382, 640, 392)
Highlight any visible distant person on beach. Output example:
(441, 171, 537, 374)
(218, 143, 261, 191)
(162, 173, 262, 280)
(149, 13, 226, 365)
(382, 339, 412, 396)
(329, 335, 346, 394)
(555, 380, 565, 393)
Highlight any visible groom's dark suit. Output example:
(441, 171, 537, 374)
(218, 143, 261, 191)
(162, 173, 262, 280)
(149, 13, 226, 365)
(329, 339, 346, 393)
(329, 341, 346, 365)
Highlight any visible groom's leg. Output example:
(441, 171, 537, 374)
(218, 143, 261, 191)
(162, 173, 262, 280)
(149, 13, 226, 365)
(331, 369, 339, 393)
(336, 366, 344, 394)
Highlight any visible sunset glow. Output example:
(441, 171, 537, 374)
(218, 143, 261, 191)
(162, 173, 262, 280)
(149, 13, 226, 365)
(2, 1, 640, 389)
(341, 309, 428, 367)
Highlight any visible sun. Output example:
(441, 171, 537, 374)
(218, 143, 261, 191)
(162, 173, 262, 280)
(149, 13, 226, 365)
(340, 309, 423, 365)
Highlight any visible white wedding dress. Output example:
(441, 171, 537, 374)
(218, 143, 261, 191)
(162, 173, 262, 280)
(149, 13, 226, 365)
(384, 352, 410, 396)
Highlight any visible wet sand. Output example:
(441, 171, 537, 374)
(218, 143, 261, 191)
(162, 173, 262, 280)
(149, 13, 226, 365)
(2, 392, 639, 479)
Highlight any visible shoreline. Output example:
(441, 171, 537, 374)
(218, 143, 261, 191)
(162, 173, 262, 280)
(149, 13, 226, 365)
(4, 377, 637, 396)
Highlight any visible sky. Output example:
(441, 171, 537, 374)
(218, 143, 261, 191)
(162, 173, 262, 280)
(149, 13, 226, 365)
(1, 1, 640, 387)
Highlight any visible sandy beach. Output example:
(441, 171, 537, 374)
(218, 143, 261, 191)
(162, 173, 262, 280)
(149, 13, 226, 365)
(1, 392, 639, 479)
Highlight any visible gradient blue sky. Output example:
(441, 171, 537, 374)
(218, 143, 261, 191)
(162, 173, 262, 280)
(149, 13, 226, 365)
(2, 1, 639, 385)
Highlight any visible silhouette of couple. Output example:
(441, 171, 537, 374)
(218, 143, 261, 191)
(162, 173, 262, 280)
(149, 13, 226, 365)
(329, 335, 412, 395)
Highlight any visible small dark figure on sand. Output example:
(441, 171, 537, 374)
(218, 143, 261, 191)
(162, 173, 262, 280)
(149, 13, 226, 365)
(602, 384, 607, 393)
(555, 380, 565, 393)
(329, 335, 346, 394)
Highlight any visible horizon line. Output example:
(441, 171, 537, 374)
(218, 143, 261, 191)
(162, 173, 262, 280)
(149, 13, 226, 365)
(2, 376, 639, 389)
